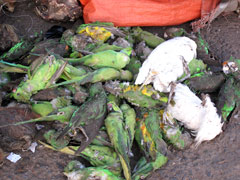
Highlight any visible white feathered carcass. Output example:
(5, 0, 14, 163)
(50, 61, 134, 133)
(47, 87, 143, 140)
(135, 37, 197, 92)
(164, 83, 223, 146)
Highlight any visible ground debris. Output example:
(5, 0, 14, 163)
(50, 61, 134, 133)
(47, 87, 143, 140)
(0, 24, 19, 51)
(0, 11, 240, 180)
(6, 152, 21, 163)
(34, 0, 82, 22)
(0, 107, 39, 151)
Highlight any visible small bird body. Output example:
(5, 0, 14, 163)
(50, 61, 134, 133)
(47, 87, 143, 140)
(56, 83, 107, 154)
(135, 37, 197, 92)
(165, 83, 223, 146)
(105, 101, 132, 180)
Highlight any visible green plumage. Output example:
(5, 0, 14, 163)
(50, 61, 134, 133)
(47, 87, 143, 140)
(132, 155, 167, 180)
(51, 67, 133, 88)
(135, 109, 168, 160)
(65, 48, 132, 70)
(80, 145, 122, 176)
(120, 104, 136, 147)
(134, 109, 168, 179)
(132, 27, 165, 48)
(57, 83, 107, 154)
(64, 166, 122, 180)
(13, 56, 63, 102)
(217, 77, 240, 121)
(105, 101, 132, 180)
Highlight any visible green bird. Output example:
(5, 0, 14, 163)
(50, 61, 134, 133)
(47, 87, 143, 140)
(57, 83, 107, 154)
(135, 109, 168, 161)
(217, 77, 240, 121)
(132, 155, 168, 180)
(105, 101, 132, 180)
(0, 33, 42, 61)
(12, 55, 64, 102)
(79, 145, 122, 176)
(64, 165, 123, 180)
(120, 103, 136, 147)
(133, 109, 168, 179)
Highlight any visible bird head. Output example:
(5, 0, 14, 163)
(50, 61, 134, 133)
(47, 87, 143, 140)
(195, 95, 223, 147)
(222, 61, 239, 74)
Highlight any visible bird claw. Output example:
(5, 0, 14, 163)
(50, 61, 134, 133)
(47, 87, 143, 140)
(176, 74, 190, 83)
(68, 129, 77, 137)
(190, 130, 197, 136)
(168, 82, 176, 105)
(46, 61, 68, 87)
(77, 126, 89, 142)
(201, 93, 208, 106)
(163, 111, 175, 127)
(21, 135, 32, 151)
(177, 56, 191, 83)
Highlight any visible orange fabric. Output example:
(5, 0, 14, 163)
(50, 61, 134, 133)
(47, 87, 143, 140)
(79, 0, 89, 6)
(80, 0, 220, 27)
(201, 0, 220, 17)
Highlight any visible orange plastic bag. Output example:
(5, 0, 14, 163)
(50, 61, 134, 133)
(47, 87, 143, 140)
(80, 0, 220, 27)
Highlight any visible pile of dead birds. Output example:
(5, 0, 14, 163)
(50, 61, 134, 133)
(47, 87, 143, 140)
(0, 22, 239, 180)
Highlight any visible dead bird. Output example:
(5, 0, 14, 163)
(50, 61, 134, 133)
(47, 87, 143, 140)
(34, 0, 82, 22)
(57, 83, 107, 154)
(0, 33, 43, 62)
(135, 41, 152, 60)
(135, 37, 197, 93)
(164, 83, 223, 147)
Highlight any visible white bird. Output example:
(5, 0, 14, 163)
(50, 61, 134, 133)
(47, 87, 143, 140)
(135, 37, 197, 93)
(164, 83, 223, 146)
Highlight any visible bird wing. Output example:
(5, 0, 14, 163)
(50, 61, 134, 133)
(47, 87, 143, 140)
(135, 37, 197, 90)
(167, 84, 203, 130)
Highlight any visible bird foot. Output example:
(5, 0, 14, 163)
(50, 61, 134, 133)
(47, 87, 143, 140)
(168, 82, 177, 105)
(77, 126, 89, 142)
(21, 135, 32, 151)
(68, 129, 77, 137)
(46, 61, 68, 87)
(162, 111, 175, 127)
(177, 56, 191, 83)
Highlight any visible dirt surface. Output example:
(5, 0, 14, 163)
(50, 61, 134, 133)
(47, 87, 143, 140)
(147, 107, 240, 180)
(201, 13, 240, 63)
(1, 2, 240, 180)
(1, 147, 76, 180)
(0, 0, 79, 38)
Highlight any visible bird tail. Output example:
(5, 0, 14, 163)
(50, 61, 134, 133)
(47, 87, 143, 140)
(119, 154, 131, 180)
(56, 125, 71, 140)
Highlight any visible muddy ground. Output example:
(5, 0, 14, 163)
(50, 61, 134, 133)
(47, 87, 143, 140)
(0, 1, 240, 180)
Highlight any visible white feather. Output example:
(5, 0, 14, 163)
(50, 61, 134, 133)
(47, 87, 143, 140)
(135, 37, 197, 92)
(165, 83, 223, 146)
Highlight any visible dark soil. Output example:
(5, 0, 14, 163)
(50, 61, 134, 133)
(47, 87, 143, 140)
(1, 2, 240, 180)
(201, 13, 240, 63)
(147, 107, 240, 180)
(0, 0, 79, 37)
